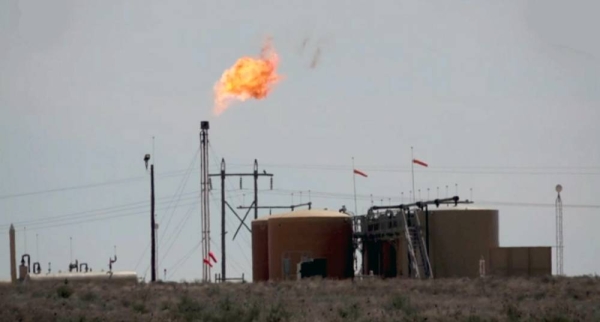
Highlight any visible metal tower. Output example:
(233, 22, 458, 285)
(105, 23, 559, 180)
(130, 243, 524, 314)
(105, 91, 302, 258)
(200, 121, 211, 282)
(555, 184, 563, 276)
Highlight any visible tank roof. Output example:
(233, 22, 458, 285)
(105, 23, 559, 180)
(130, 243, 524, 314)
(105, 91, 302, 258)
(253, 215, 270, 222)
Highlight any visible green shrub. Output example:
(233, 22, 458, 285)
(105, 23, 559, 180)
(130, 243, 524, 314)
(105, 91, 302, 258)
(132, 302, 147, 314)
(57, 285, 73, 299)
(80, 291, 97, 302)
(338, 302, 361, 321)
(177, 294, 204, 322)
(266, 302, 290, 322)
(389, 294, 416, 316)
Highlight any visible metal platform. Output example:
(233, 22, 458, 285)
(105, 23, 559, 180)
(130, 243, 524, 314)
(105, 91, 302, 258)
(352, 197, 468, 238)
(350, 196, 470, 279)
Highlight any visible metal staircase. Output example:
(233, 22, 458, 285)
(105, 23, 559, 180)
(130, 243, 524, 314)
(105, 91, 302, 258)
(402, 210, 433, 279)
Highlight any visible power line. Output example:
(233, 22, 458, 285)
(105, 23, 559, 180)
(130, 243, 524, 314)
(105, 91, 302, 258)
(0, 193, 199, 229)
(134, 242, 151, 271)
(167, 241, 201, 279)
(209, 237, 245, 278)
(0, 190, 250, 231)
(9, 201, 198, 233)
(0, 165, 228, 201)
(0, 200, 199, 233)
(229, 161, 600, 170)
(207, 146, 255, 269)
(13, 186, 588, 234)
(3, 187, 595, 236)
(159, 192, 248, 267)
(245, 188, 600, 210)
(158, 148, 200, 250)
(159, 202, 198, 264)
(228, 162, 600, 176)
(4, 162, 598, 201)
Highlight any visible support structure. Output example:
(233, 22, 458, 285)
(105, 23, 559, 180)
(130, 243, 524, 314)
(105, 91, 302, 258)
(555, 184, 564, 276)
(353, 196, 469, 279)
(221, 160, 226, 283)
(237, 202, 312, 213)
(200, 121, 211, 282)
(208, 158, 273, 282)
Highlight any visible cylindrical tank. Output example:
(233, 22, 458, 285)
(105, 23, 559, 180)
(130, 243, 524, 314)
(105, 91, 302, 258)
(423, 206, 499, 278)
(251, 216, 269, 282)
(27, 271, 138, 284)
(267, 210, 353, 281)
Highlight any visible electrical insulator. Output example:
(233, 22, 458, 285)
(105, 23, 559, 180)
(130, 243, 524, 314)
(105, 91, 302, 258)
(208, 178, 213, 190)
(270, 177, 273, 190)
(240, 177, 242, 189)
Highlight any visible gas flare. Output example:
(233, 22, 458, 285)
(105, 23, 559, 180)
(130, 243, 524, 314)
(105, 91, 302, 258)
(213, 39, 281, 115)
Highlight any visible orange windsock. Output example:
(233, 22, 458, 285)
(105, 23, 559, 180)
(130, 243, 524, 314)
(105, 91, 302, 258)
(213, 38, 281, 115)
(412, 159, 428, 167)
(353, 169, 368, 177)
(209, 251, 218, 263)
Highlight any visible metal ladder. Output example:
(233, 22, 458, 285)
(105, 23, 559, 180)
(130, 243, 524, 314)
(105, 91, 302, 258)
(403, 210, 433, 279)
(401, 209, 421, 278)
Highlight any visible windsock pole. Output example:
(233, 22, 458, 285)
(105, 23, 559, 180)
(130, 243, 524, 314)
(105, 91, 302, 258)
(411, 147, 415, 202)
(352, 157, 358, 216)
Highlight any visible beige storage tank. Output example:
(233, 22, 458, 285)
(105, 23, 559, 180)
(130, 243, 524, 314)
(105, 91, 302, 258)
(251, 216, 269, 282)
(423, 206, 499, 278)
(27, 271, 138, 284)
(267, 210, 353, 281)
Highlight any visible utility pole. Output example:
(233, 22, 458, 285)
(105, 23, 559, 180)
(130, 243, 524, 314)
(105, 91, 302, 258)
(150, 163, 156, 282)
(208, 158, 273, 282)
(9, 224, 16, 283)
(144, 152, 156, 282)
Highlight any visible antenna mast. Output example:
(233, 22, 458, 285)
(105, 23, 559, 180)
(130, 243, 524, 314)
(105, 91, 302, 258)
(555, 184, 564, 276)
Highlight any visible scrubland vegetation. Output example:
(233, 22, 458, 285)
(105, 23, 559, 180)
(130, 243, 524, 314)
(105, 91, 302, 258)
(1, 276, 599, 321)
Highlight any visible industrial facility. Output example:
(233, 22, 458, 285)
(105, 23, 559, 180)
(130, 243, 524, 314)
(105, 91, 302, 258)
(6, 224, 138, 284)
(4, 120, 556, 285)
(252, 197, 552, 282)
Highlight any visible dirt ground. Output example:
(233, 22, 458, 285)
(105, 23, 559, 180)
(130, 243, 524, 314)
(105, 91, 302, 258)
(0, 276, 598, 321)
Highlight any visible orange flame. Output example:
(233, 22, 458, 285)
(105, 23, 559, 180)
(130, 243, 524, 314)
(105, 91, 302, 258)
(213, 40, 281, 115)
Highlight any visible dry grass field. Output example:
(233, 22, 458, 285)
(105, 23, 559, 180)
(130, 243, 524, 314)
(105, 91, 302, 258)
(1, 276, 599, 321)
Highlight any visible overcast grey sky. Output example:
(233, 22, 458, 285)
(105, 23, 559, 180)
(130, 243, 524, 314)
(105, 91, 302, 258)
(1, 0, 599, 281)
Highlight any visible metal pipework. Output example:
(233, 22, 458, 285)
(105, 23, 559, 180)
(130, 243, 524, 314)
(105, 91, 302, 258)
(21, 254, 31, 273)
(69, 259, 79, 273)
(109, 254, 117, 272)
(369, 196, 465, 213)
(236, 202, 312, 211)
(32, 262, 41, 275)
